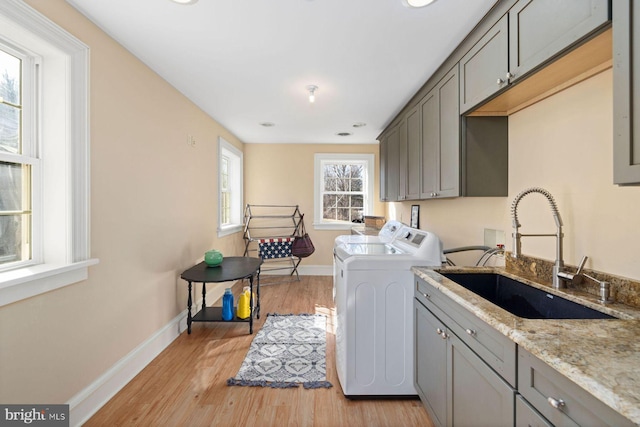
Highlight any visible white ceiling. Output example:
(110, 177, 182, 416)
(65, 0, 497, 144)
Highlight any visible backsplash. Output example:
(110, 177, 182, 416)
(505, 253, 640, 309)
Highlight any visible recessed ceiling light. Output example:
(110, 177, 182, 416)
(259, 122, 275, 127)
(353, 122, 367, 128)
(336, 132, 352, 137)
(402, 0, 437, 8)
(170, 0, 198, 5)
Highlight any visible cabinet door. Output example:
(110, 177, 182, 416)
(378, 134, 387, 201)
(460, 15, 508, 113)
(518, 348, 635, 427)
(448, 332, 514, 427)
(437, 66, 460, 198)
(386, 126, 400, 201)
(516, 395, 552, 427)
(613, 0, 640, 185)
(415, 300, 448, 427)
(398, 119, 408, 200)
(420, 89, 438, 199)
(509, 0, 609, 80)
(406, 106, 421, 200)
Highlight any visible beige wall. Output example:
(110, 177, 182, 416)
(243, 143, 384, 266)
(392, 69, 640, 282)
(0, 0, 245, 404)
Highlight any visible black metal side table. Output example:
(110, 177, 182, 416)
(180, 256, 262, 334)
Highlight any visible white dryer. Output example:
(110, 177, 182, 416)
(333, 225, 443, 397)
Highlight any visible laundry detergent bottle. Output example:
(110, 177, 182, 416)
(222, 288, 234, 321)
(236, 286, 251, 319)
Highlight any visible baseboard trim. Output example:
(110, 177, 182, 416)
(297, 264, 332, 276)
(66, 284, 227, 426)
(64, 265, 332, 426)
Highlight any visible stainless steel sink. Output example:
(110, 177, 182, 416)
(441, 273, 614, 319)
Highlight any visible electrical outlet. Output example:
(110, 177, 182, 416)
(484, 228, 505, 249)
(187, 134, 196, 147)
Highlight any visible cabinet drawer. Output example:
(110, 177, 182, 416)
(518, 348, 634, 427)
(516, 394, 552, 427)
(415, 277, 517, 387)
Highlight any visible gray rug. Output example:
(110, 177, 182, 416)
(227, 313, 332, 389)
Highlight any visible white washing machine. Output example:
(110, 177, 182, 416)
(334, 220, 403, 246)
(332, 220, 403, 301)
(333, 225, 443, 397)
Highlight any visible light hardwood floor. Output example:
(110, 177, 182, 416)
(86, 276, 434, 427)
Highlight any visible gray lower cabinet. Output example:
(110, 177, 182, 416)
(420, 65, 460, 199)
(415, 299, 447, 427)
(448, 331, 514, 427)
(515, 395, 552, 427)
(509, 0, 609, 81)
(518, 348, 635, 427)
(414, 281, 515, 427)
(613, 0, 640, 185)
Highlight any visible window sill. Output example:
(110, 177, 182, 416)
(312, 222, 356, 231)
(0, 259, 99, 307)
(218, 224, 243, 238)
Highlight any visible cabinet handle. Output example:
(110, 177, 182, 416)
(506, 71, 514, 80)
(497, 78, 505, 85)
(465, 328, 476, 337)
(547, 396, 566, 410)
(422, 292, 430, 299)
(436, 328, 448, 339)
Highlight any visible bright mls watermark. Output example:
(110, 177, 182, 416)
(1, 405, 68, 426)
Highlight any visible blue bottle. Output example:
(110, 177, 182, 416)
(222, 288, 234, 321)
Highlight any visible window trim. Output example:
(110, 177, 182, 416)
(0, 0, 97, 308)
(313, 153, 374, 230)
(217, 137, 243, 237)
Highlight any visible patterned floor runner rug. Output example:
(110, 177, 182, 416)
(227, 313, 332, 389)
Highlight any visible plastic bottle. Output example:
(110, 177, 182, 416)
(222, 288, 234, 321)
(237, 286, 251, 319)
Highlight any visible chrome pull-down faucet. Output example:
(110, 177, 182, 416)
(511, 187, 566, 289)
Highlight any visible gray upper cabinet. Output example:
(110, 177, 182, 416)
(385, 126, 400, 202)
(398, 119, 408, 200)
(405, 106, 421, 200)
(613, 0, 640, 185)
(378, 134, 387, 201)
(421, 66, 460, 199)
(509, 0, 609, 81)
(460, 15, 509, 114)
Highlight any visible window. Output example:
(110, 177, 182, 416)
(217, 137, 243, 237)
(0, 45, 35, 268)
(314, 153, 374, 230)
(0, 1, 95, 307)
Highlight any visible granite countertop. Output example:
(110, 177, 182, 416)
(412, 266, 640, 426)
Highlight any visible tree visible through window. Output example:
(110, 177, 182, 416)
(314, 153, 374, 228)
(322, 163, 364, 222)
(0, 46, 32, 267)
(220, 155, 230, 225)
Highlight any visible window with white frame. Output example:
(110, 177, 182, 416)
(0, 45, 34, 268)
(314, 153, 374, 230)
(0, 1, 94, 307)
(217, 137, 243, 237)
